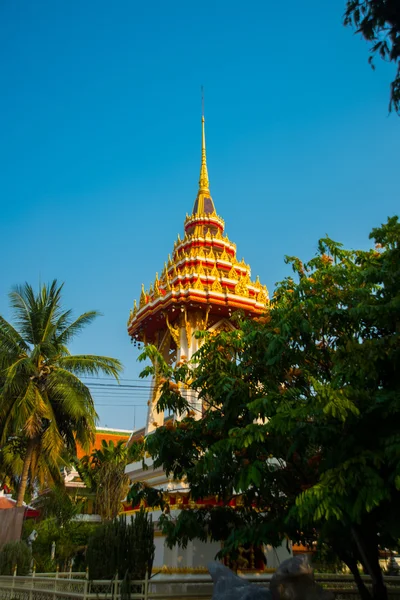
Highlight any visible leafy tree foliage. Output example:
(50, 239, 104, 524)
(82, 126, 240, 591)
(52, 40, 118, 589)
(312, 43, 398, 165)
(23, 516, 97, 572)
(77, 439, 142, 521)
(344, 0, 400, 113)
(34, 485, 86, 528)
(0, 280, 122, 506)
(136, 217, 400, 600)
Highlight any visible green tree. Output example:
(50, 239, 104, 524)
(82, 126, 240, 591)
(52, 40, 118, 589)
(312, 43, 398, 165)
(34, 484, 85, 528)
(344, 0, 400, 113)
(0, 280, 122, 506)
(77, 439, 143, 521)
(23, 515, 97, 572)
(134, 216, 400, 600)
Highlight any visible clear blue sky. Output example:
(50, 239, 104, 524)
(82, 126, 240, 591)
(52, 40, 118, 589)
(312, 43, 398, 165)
(1, 0, 399, 431)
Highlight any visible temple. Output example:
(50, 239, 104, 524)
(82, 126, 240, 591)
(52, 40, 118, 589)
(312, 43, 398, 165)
(125, 114, 290, 572)
(127, 114, 269, 435)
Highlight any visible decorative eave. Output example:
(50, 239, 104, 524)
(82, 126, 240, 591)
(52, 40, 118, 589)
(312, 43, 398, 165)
(184, 212, 225, 233)
(128, 285, 268, 341)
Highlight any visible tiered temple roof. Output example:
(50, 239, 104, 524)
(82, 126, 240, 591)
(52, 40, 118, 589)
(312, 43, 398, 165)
(127, 115, 269, 345)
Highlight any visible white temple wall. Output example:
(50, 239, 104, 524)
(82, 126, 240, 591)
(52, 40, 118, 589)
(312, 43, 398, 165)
(265, 541, 292, 569)
(152, 537, 222, 570)
(192, 539, 222, 567)
(154, 536, 165, 569)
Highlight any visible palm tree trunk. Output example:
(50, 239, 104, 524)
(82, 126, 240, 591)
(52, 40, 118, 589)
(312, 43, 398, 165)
(16, 438, 35, 507)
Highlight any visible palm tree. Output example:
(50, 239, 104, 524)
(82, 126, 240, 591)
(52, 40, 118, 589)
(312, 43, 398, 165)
(0, 280, 122, 506)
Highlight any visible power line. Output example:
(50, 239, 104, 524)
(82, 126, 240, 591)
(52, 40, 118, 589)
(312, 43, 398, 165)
(87, 382, 152, 389)
(81, 376, 153, 383)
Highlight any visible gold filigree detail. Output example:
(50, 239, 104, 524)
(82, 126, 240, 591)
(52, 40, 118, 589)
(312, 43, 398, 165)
(202, 306, 211, 330)
(211, 264, 219, 278)
(228, 266, 238, 279)
(220, 248, 230, 262)
(235, 277, 249, 297)
(257, 289, 268, 303)
(198, 247, 205, 259)
(198, 263, 205, 275)
(212, 278, 223, 293)
(215, 228, 222, 240)
(208, 247, 215, 261)
(184, 310, 192, 346)
(194, 276, 204, 290)
(165, 314, 180, 348)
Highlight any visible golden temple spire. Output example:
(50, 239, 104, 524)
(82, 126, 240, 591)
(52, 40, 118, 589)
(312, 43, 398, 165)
(192, 88, 216, 216)
(198, 88, 209, 193)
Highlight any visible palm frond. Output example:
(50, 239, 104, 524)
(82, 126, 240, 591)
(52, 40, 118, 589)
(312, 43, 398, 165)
(9, 283, 38, 343)
(55, 311, 100, 346)
(46, 369, 98, 421)
(40, 281, 65, 342)
(1, 355, 35, 398)
(57, 354, 122, 379)
(0, 381, 38, 443)
(40, 419, 64, 465)
(0, 315, 30, 355)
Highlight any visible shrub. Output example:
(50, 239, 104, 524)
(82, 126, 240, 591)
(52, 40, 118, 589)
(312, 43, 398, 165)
(86, 509, 154, 580)
(0, 541, 32, 576)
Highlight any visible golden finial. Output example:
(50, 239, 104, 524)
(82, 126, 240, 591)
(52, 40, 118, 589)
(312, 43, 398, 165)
(198, 86, 209, 194)
(154, 274, 160, 297)
(139, 284, 146, 308)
